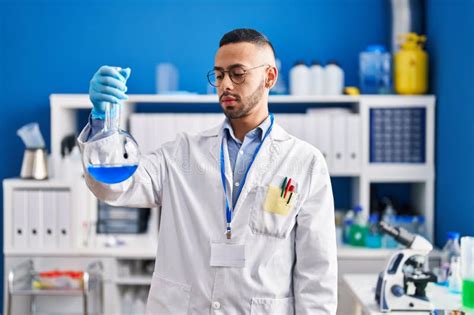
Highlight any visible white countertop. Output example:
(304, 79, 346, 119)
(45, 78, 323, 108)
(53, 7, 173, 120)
(343, 273, 465, 315)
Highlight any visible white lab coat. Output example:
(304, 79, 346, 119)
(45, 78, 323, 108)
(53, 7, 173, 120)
(78, 119, 337, 315)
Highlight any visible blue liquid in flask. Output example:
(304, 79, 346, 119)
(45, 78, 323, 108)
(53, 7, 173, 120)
(87, 164, 138, 184)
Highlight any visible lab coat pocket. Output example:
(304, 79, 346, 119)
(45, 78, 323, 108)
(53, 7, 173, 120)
(146, 273, 191, 315)
(250, 297, 295, 315)
(249, 185, 299, 239)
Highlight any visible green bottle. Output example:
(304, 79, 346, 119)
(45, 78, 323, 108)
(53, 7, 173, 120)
(350, 205, 368, 247)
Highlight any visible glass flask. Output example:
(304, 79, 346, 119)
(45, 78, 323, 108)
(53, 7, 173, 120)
(83, 102, 140, 184)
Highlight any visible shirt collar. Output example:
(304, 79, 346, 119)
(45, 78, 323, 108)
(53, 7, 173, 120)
(223, 115, 272, 143)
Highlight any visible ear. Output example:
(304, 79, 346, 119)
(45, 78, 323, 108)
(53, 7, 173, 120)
(265, 66, 278, 89)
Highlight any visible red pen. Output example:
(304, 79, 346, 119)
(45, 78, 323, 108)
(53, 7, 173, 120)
(284, 178, 292, 198)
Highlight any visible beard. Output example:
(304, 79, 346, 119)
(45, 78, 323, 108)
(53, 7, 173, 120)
(220, 79, 265, 119)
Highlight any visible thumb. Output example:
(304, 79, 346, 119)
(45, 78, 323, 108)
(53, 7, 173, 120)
(120, 67, 132, 81)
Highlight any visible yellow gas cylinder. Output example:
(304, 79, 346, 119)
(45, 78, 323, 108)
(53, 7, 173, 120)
(394, 33, 428, 94)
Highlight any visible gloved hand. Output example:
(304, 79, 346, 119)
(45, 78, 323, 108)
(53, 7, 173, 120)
(89, 66, 131, 119)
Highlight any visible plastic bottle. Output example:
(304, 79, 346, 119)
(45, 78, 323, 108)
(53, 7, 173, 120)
(440, 232, 461, 285)
(309, 60, 324, 95)
(381, 199, 398, 248)
(416, 215, 428, 239)
(289, 61, 310, 95)
(270, 59, 287, 95)
(359, 45, 392, 94)
(342, 210, 354, 244)
(349, 205, 367, 247)
(122, 288, 134, 315)
(365, 213, 382, 248)
(324, 61, 344, 95)
(394, 33, 428, 95)
(448, 256, 462, 294)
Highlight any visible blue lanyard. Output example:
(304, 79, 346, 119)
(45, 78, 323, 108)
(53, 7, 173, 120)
(220, 113, 274, 239)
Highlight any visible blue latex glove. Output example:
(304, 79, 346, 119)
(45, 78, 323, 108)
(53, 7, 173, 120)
(89, 66, 131, 119)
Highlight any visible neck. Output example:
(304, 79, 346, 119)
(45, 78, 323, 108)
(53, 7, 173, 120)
(230, 108, 269, 142)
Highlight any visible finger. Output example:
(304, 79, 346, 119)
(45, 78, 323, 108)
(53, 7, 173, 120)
(119, 67, 131, 81)
(91, 85, 128, 101)
(96, 76, 127, 91)
(91, 93, 120, 105)
(97, 65, 126, 82)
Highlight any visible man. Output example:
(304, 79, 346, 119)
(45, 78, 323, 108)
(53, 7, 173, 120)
(79, 28, 337, 314)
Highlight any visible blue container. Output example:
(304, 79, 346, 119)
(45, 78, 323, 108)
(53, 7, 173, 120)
(359, 45, 392, 94)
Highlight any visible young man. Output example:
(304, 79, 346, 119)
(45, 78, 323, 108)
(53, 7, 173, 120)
(79, 28, 337, 314)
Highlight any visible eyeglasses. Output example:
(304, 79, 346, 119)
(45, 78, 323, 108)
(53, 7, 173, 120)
(207, 64, 269, 87)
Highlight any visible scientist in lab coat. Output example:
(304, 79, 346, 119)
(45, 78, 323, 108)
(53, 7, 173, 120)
(78, 28, 337, 315)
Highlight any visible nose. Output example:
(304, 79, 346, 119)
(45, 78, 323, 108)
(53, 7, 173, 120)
(219, 72, 234, 91)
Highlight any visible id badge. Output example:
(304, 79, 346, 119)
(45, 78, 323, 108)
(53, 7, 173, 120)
(210, 241, 246, 268)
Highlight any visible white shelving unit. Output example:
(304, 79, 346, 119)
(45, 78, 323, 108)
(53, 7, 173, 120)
(4, 93, 436, 315)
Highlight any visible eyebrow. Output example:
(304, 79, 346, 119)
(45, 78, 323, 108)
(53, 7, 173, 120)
(214, 63, 247, 71)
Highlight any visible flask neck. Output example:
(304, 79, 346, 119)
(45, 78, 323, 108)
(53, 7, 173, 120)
(104, 102, 120, 132)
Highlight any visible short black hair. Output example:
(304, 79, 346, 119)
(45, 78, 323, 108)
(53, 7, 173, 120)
(219, 28, 276, 57)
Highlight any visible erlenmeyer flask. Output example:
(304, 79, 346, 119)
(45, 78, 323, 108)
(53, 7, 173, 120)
(83, 102, 140, 184)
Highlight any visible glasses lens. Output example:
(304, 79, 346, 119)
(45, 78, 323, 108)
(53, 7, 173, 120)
(230, 67, 246, 84)
(207, 71, 218, 87)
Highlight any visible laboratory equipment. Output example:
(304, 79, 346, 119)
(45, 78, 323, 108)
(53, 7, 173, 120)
(6, 260, 103, 315)
(381, 198, 398, 248)
(448, 256, 462, 294)
(20, 148, 48, 180)
(17, 122, 46, 149)
(97, 202, 150, 234)
(82, 102, 140, 184)
(17, 122, 48, 180)
(394, 33, 428, 94)
(440, 232, 461, 284)
(349, 205, 367, 247)
(366, 214, 382, 248)
(359, 45, 392, 94)
(375, 221, 436, 312)
(270, 59, 287, 95)
(324, 61, 344, 95)
(461, 236, 474, 309)
(90, 66, 130, 119)
(309, 60, 324, 95)
(156, 63, 179, 94)
(342, 209, 354, 244)
(289, 60, 310, 95)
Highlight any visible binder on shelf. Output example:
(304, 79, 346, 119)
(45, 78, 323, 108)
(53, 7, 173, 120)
(331, 114, 347, 172)
(12, 189, 28, 249)
(57, 190, 71, 248)
(307, 111, 333, 169)
(27, 190, 42, 248)
(43, 190, 57, 248)
(346, 114, 361, 172)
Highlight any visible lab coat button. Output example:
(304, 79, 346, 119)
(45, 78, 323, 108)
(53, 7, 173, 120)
(239, 150, 244, 155)
(212, 301, 221, 309)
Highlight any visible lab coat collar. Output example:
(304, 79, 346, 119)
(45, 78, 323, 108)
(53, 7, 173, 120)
(205, 120, 291, 165)
(200, 119, 291, 142)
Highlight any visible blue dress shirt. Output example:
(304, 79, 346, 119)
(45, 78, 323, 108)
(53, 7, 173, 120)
(223, 115, 271, 207)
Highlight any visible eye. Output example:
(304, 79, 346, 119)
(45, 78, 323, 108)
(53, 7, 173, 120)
(215, 72, 224, 80)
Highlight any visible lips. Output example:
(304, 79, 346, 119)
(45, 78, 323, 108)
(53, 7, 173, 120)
(220, 95, 239, 105)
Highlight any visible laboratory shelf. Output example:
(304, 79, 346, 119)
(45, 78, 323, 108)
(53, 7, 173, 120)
(114, 277, 152, 285)
(10, 289, 87, 296)
(366, 165, 435, 182)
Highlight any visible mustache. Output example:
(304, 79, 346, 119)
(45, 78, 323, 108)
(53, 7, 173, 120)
(219, 92, 240, 102)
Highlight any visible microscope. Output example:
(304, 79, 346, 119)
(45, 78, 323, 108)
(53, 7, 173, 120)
(375, 221, 437, 312)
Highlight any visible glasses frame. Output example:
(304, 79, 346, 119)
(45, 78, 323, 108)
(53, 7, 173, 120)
(207, 64, 270, 87)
